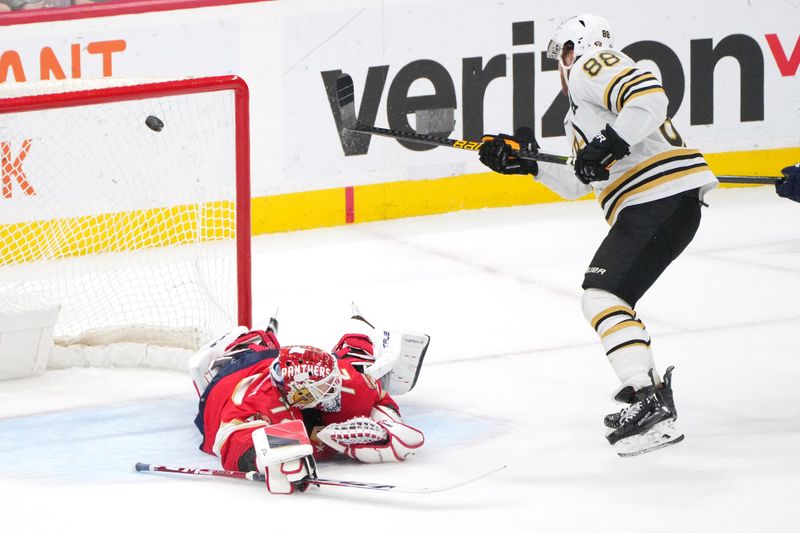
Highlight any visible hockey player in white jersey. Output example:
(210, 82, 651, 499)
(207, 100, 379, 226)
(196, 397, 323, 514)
(478, 14, 718, 456)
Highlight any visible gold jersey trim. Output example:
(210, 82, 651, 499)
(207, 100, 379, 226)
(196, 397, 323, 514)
(603, 67, 636, 111)
(615, 72, 657, 111)
(598, 148, 704, 205)
(621, 86, 665, 109)
(605, 165, 711, 224)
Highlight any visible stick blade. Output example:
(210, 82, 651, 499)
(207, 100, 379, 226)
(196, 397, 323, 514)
(335, 73, 357, 130)
(333, 73, 362, 153)
(415, 108, 455, 136)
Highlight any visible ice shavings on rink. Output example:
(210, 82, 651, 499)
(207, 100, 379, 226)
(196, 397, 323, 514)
(1, 187, 798, 532)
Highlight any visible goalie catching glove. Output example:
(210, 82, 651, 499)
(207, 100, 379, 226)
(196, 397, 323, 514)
(316, 406, 424, 463)
(252, 420, 317, 494)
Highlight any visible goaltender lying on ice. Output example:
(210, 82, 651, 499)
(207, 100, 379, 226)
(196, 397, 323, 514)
(188, 307, 430, 495)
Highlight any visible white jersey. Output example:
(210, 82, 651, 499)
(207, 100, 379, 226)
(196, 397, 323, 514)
(535, 48, 718, 225)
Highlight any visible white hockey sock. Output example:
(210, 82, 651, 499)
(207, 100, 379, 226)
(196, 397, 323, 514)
(607, 346, 654, 389)
(582, 289, 654, 389)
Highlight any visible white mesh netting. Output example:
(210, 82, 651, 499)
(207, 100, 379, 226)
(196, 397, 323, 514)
(0, 77, 248, 370)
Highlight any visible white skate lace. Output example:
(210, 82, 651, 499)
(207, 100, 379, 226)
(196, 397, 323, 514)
(619, 401, 643, 423)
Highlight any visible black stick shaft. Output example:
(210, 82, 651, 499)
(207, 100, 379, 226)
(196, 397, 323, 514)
(716, 176, 781, 185)
(348, 123, 572, 165)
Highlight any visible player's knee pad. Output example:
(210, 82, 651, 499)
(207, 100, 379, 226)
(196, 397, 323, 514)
(581, 289, 650, 355)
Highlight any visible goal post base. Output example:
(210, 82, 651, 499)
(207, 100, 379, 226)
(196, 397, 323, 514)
(0, 294, 60, 381)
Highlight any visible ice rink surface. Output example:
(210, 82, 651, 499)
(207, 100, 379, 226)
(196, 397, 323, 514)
(1, 186, 798, 532)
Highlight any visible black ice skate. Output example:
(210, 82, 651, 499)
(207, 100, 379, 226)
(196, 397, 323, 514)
(605, 366, 684, 457)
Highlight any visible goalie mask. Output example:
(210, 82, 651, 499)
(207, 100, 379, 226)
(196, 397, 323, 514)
(546, 13, 613, 64)
(270, 346, 342, 411)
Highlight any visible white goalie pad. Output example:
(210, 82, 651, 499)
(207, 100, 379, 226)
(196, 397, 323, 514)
(188, 326, 248, 396)
(366, 329, 430, 395)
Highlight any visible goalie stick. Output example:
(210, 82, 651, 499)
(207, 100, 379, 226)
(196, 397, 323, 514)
(134, 462, 505, 494)
(334, 74, 782, 186)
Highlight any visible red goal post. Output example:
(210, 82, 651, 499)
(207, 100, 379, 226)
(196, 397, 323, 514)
(0, 75, 251, 362)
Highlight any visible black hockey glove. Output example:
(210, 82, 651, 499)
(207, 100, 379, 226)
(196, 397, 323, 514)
(479, 127, 539, 176)
(574, 124, 630, 184)
(776, 163, 800, 203)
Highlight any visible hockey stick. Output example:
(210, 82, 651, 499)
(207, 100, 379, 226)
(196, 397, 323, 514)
(135, 462, 505, 494)
(335, 75, 784, 187)
(135, 462, 264, 481)
(715, 175, 781, 185)
(335, 74, 572, 166)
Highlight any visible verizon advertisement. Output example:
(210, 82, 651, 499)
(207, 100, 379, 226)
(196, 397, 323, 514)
(0, 0, 797, 198)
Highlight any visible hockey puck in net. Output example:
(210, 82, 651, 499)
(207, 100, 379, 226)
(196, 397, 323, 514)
(145, 115, 164, 132)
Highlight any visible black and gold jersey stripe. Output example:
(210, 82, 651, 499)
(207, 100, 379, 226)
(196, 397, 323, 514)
(603, 67, 664, 113)
(603, 67, 636, 111)
(617, 73, 662, 111)
(605, 164, 709, 224)
(598, 149, 711, 224)
(599, 149, 706, 207)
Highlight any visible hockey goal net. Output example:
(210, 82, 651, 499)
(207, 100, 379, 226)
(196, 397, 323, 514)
(0, 76, 251, 368)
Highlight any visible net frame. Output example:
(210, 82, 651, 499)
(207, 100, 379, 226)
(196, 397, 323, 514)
(0, 75, 252, 349)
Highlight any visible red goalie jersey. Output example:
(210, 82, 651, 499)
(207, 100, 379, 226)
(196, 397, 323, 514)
(193, 330, 421, 472)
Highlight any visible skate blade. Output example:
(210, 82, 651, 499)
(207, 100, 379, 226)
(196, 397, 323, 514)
(614, 420, 684, 458)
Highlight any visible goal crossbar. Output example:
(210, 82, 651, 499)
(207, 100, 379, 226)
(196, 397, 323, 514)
(0, 75, 252, 350)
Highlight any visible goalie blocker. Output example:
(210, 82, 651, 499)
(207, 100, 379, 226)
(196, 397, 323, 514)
(252, 420, 317, 494)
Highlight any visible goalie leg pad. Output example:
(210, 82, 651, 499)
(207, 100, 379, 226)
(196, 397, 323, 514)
(252, 420, 316, 494)
(366, 329, 430, 395)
